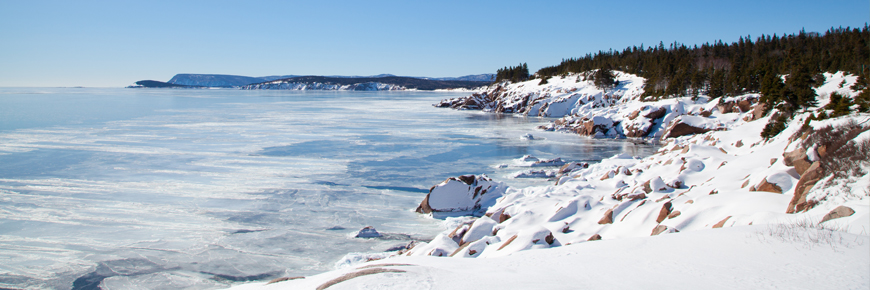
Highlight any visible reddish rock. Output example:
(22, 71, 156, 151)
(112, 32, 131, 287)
(735, 140, 743, 147)
(598, 208, 614, 224)
(600, 170, 615, 180)
(544, 232, 555, 245)
(754, 178, 783, 193)
(664, 122, 712, 138)
(627, 192, 646, 201)
(717, 102, 735, 113)
(498, 212, 512, 223)
(770, 158, 777, 165)
(736, 99, 752, 112)
(497, 234, 518, 250)
(820, 206, 855, 223)
(782, 148, 812, 176)
(628, 110, 640, 120)
(700, 110, 712, 117)
(644, 107, 667, 119)
(587, 234, 602, 241)
(641, 180, 652, 194)
(750, 103, 767, 121)
(651, 225, 669, 235)
(625, 124, 652, 138)
(712, 216, 731, 228)
(656, 202, 673, 223)
(667, 210, 681, 219)
(415, 194, 433, 214)
(787, 161, 825, 213)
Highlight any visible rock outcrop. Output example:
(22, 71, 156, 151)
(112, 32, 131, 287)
(416, 174, 505, 214)
(819, 206, 856, 223)
(787, 162, 824, 213)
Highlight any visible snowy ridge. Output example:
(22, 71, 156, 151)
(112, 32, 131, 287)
(436, 71, 767, 139)
(241, 81, 407, 91)
(227, 72, 869, 289)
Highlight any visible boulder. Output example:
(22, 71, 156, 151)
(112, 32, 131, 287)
(498, 212, 511, 223)
(782, 147, 812, 176)
(664, 120, 712, 138)
(736, 99, 752, 112)
(558, 162, 588, 175)
(651, 225, 670, 236)
(749, 103, 768, 121)
(587, 234, 602, 241)
(626, 192, 647, 201)
(667, 210, 681, 219)
(416, 174, 505, 214)
(656, 202, 673, 223)
(754, 178, 783, 193)
(355, 226, 382, 238)
(650, 177, 668, 191)
(787, 162, 825, 213)
(717, 102, 735, 114)
(460, 218, 497, 245)
(712, 216, 731, 228)
(598, 208, 614, 224)
(641, 180, 653, 194)
(819, 206, 856, 223)
(644, 107, 667, 119)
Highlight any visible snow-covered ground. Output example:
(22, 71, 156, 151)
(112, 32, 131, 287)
(230, 225, 868, 290)
(227, 72, 870, 289)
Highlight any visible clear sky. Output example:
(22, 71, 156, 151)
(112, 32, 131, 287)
(1, 0, 867, 87)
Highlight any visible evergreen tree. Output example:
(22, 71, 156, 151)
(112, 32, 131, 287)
(593, 67, 617, 93)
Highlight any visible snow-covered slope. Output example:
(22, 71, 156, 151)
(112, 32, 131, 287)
(229, 226, 868, 290)
(226, 72, 869, 289)
(436, 71, 767, 139)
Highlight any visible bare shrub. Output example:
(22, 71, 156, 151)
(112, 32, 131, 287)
(759, 219, 862, 251)
(800, 120, 870, 181)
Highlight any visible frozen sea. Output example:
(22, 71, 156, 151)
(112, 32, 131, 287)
(0, 88, 656, 289)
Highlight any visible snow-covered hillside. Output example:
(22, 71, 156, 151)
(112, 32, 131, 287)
(227, 72, 869, 289)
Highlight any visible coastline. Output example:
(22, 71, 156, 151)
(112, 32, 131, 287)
(227, 71, 869, 289)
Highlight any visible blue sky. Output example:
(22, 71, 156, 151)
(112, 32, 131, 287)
(1, 0, 867, 87)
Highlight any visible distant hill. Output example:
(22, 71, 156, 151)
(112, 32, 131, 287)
(167, 74, 285, 87)
(159, 73, 495, 88)
(426, 74, 495, 82)
(129, 80, 202, 88)
(243, 75, 490, 90)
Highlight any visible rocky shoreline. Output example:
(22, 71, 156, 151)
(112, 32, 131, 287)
(227, 71, 869, 289)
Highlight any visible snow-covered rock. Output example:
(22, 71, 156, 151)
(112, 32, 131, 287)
(415, 175, 506, 215)
(354, 226, 382, 238)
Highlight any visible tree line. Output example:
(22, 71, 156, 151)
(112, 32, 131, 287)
(504, 25, 868, 138)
